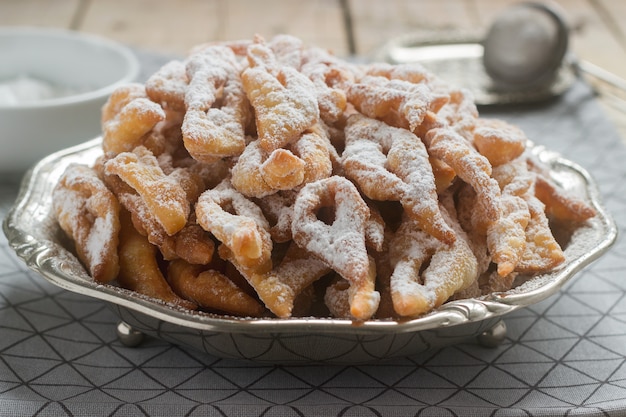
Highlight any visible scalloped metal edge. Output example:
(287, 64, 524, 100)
(2, 138, 618, 336)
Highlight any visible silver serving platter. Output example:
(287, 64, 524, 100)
(3, 138, 617, 364)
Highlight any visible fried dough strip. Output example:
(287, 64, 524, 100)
(533, 173, 597, 223)
(347, 74, 448, 131)
(486, 194, 530, 276)
(343, 114, 455, 244)
(486, 158, 534, 276)
(53, 164, 121, 284)
(220, 242, 331, 318)
(104, 146, 190, 236)
(389, 206, 478, 317)
(101, 83, 166, 155)
(259, 148, 306, 190)
(292, 176, 380, 320)
(182, 45, 249, 162)
(289, 124, 333, 185)
(196, 180, 273, 273)
(473, 118, 527, 167)
(145, 60, 188, 112)
(117, 210, 196, 310)
(454, 184, 492, 277)
(433, 88, 479, 141)
(515, 196, 565, 273)
(301, 47, 355, 124)
(255, 190, 298, 243)
(231, 139, 305, 198)
(242, 41, 320, 152)
(267, 33, 304, 69)
(113, 191, 215, 265)
(231, 123, 332, 198)
(167, 259, 265, 316)
(426, 126, 502, 223)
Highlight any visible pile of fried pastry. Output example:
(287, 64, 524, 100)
(53, 34, 596, 321)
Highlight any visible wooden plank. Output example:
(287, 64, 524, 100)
(78, 0, 221, 56)
(219, 0, 348, 56)
(593, 0, 626, 47)
(591, 0, 626, 66)
(551, 0, 626, 80)
(0, 0, 79, 28)
(348, 0, 481, 57)
(468, 0, 526, 27)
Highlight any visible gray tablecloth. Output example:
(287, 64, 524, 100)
(1, 52, 626, 416)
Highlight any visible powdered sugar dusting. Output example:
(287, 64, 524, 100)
(47, 34, 600, 323)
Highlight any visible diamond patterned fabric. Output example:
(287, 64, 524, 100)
(1, 53, 626, 416)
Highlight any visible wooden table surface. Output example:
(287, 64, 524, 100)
(3, 0, 626, 136)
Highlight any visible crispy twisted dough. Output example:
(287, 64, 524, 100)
(389, 206, 478, 317)
(231, 139, 305, 198)
(364, 204, 386, 252)
(171, 215, 216, 265)
(534, 174, 596, 222)
(196, 179, 273, 273)
(343, 114, 456, 244)
(301, 47, 356, 124)
(140, 108, 186, 158)
(323, 275, 351, 318)
(324, 256, 378, 319)
(113, 192, 176, 259)
(220, 242, 331, 318)
(145, 60, 188, 112)
(486, 194, 530, 277)
(101, 83, 166, 155)
(473, 118, 527, 167)
(242, 41, 319, 152)
(52, 34, 599, 322)
(290, 123, 333, 184)
(267, 33, 304, 69)
(433, 88, 479, 141)
(487, 158, 534, 276)
(53, 164, 121, 284)
(181, 45, 249, 162)
(231, 123, 332, 198)
(455, 159, 531, 278)
(365, 62, 432, 84)
(426, 126, 502, 223)
(430, 156, 457, 193)
(104, 146, 190, 236)
(189, 39, 252, 58)
(292, 176, 380, 320)
(102, 150, 214, 264)
(492, 156, 535, 198)
(527, 156, 596, 223)
(117, 210, 196, 310)
(515, 195, 565, 273)
(260, 148, 306, 190)
(347, 74, 448, 131)
(255, 190, 298, 243)
(167, 259, 265, 316)
(453, 184, 492, 277)
(112, 189, 215, 265)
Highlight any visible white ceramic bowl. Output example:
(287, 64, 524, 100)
(0, 27, 139, 173)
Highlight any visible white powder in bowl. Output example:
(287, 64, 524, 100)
(0, 74, 87, 105)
